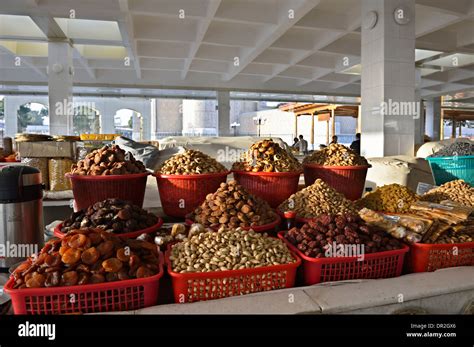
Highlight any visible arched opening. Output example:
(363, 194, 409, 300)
(73, 105, 101, 135)
(17, 102, 49, 134)
(114, 108, 143, 141)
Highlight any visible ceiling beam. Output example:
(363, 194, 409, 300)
(30, 15, 97, 79)
(118, 1, 141, 79)
(222, 0, 321, 81)
(181, 0, 221, 80)
(0, 45, 46, 77)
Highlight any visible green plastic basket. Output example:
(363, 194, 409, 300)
(426, 155, 474, 186)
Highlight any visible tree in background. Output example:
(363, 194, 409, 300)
(73, 107, 100, 135)
(17, 103, 47, 133)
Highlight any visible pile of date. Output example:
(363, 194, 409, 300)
(11, 228, 160, 288)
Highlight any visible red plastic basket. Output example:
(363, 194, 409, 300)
(232, 170, 302, 208)
(67, 173, 149, 211)
(185, 214, 281, 233)
(155, 171, 229, 218)
(166, 245, 300, 303)
(53, 218, 163, 239)
(4, 253, 164, 315)
(278, 231, 408, 285)
(303, 164, 369, 201)
(407, 242, 474, 273)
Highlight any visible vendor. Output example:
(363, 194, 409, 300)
(330, 135, 338, 145)
(298, 135, 308, 155)
(350, 133, 361, 154)
(291, 137, 299, 149)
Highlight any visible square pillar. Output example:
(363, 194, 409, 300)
(48, 41, 73, 135)
(425, 97, 441, 141)
(217, 91, 231, 136)
(361, 0, 416, 157)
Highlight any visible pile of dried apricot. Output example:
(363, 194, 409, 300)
(11, 228, 160, 289)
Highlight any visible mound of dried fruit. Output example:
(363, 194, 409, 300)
(187, 180, 276, 228)
(283, 214, 402, 258)
(170, 228, 295, 273)
(421, 180, 474, 207)
(60, 198, 159, 234)
(70, 145, 146, 175)
(232, 139, 301, 172)
(11, 228, 160, 289)
(303, 143, 368, 166)
(278, 179, 356, 218)
(158, 149, 227, 175)
(356, 184, 419, 213)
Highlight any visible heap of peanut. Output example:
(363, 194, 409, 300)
(278, 179, 356, 218)
(70, 145, 146, 175)
(170, 228, 295, 273)
(232, 139, 301, 172)
(421, 180, 474, 207)
(356, 184, 419, 213)
(158, 149, 227, 175)
(303, 143, 368, 166)
(188, 180, 276, 228)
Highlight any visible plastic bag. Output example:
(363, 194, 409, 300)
(49, 158, 73, 191)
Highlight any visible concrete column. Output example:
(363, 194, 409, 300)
(414, 90, 424, 145)
(217, 91, 231, 136)
(294, 114, 298, 137)
(425, 97, 441, 141)
(48, 41, 73, 135)
(361, 0, 416, 157)
(4, 96, 19, 137)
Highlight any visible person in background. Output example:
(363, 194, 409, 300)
(330, 135, 338, 144)
(298, 135, 308, 155)
(350, 133, 361, 154)
(291, 137, 299, 149)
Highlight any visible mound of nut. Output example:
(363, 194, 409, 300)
(170, 228, 296, 273)
(158, 149, 227, 175)
(278, 179, 356, 218)
(303, 143, 368, 166)
(356, 184, 419, 213)
(137, 223, 206, 250)
(60, 198, 159, 234)
(232, 139, 302, 172)
(188, 180, 276, 228)
(284, 214, 402, 258)
(11, 228, 160, 289)
(70, 145, 146, 175)
(429, 142, 474, 157)
(421, 180, 474, 207)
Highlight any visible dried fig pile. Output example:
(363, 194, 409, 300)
(232, 139, 301, 172)
(188, 180, 276, 229)
(11, 228, 160, 289)
(158, 149, 227, 175)
(278, 179, 356, 218)
(70, 145, 146, 175)
(284, 214, 402, 258)
(60, 198, 159, 234)
(303, 143, 368, 166)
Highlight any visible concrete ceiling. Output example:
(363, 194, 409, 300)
(0, 0, 473, 100)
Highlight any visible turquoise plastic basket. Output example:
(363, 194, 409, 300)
(426, 155, 474, 186)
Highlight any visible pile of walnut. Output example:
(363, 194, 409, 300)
(170, 228, 295, 273)
(70, 145, 146, 175)
(188, 180, 276, 229)
(60, 199, 159, 234)
(421, 180, 474, 207)
(278, 179, 356, 218)
(232, 139, 302, 172)
(303, 143, 368, 166)
(284, 214, 402, 258)
(11, 228, 160, 289)
(158, 149, 227, 175)
(356, 184, 419, 213)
